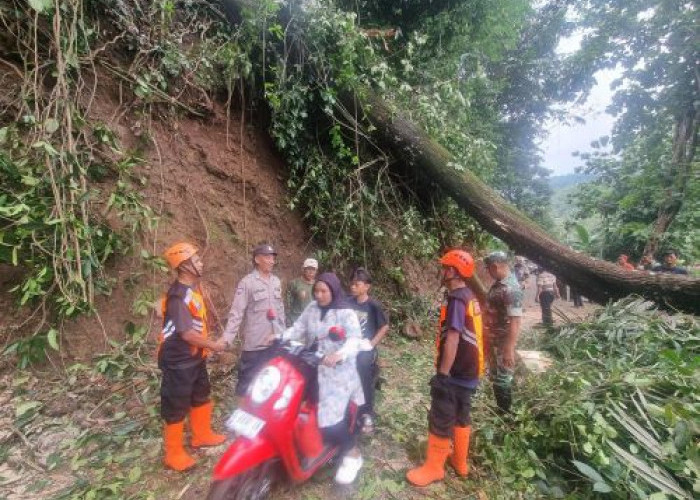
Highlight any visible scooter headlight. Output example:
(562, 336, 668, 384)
(250, 366, 281, 404)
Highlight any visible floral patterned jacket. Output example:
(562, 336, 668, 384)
(283, 302, 364, 427)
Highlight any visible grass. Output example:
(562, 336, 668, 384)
(3, 298, 696, 499)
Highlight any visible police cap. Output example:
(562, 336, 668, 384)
(253, 244, 277, 256)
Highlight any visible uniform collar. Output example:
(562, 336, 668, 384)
(252, 269, 273, 282)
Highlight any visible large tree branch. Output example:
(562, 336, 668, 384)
(221, 0, 700, 314)
(359, 91, 699, 313)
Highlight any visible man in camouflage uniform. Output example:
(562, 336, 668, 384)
(286, 257, 318, 324)
(484, 251, 523, 413)
(222, 243, 286, 397)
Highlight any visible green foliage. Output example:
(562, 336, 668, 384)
(0, 116, 154, 326)
(565, 0, 699, 261)
(571, 131, 699, 261)
(91, 0, 254, 97)
(2, 329, 58, 369)
(0, 2, 115, 323)
(476, 298, 699, 498)
(257, 2, 469, 272)
(253, 0, 565, 275)
(366, 0, 562, 225)
(0, 0, 244, 365)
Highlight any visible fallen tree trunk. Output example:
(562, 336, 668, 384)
(221, 0, 700, 314)
(360, 92, 700, 313)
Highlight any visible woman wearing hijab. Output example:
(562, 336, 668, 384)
(282, 272, 365, 484)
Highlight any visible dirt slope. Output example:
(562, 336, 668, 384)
(0, 76, 317, 361)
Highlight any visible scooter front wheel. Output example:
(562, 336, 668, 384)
(206, 461, 277, 500)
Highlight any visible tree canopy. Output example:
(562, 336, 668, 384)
(566, 0, 698, 261)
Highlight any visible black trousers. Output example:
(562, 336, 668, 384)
(235, 348, 273, 396)
(428, 376, 474, 438)
(320, 415, 357, 456)
(161, 361, 211, 423)
(356, 350, 378, 418)
(540, 291, 555, 326)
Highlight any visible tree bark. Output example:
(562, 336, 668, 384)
(222, 0, 700, 314)
(642, 109, 698, 257)
(358, 91, 700, 314)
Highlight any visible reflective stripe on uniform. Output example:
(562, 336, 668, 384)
(162, 320, 175, 339)
(437, 298, 485, 378)
(468, 300, 484, 377)
(158, 285, 209, 359)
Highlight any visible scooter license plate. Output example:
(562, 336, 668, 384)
(226, 409, 265, 439)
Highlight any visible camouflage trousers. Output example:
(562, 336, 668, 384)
(488, 332, 514, 412)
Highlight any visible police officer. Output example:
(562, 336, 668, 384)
(484, 251, 523, 413)
(222, 243, 286, 397)
(406, 250, 484, 487)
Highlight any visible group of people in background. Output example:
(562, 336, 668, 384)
(158, 242, 388, 485)
(618, 249, 689, 275)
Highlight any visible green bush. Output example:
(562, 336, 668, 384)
(476, 298, 699, 498)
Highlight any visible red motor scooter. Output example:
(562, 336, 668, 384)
(206, 336, 356, 500)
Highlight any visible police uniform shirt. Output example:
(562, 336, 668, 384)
(653, 265, 689, 275)
(222, 270, 285, 351)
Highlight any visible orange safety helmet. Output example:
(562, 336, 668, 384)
(439, 249, 475, 279)
(164, 242, 198, 270)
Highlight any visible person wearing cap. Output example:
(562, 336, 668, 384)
(406, 250, 484, 487)
(222, 243, 286, 397)
(484, 251, 523, 413)
(286, 257, 319, 325)
(159, 242, 228, 471)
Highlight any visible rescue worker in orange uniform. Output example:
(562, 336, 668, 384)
(160, 242, 227, 471)
(406, 250, 484, 487)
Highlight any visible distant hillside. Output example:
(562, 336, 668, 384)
(549, 173, 596, 236)
(549, 173, 595, 189)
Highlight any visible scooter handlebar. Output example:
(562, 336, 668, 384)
(328, 326, 346, 342)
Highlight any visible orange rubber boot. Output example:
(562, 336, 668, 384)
(406, 433, 451, 487)
(163, 422, 196, 471)
(449, 426, 471, 477)
(190, 401, 226, 448)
